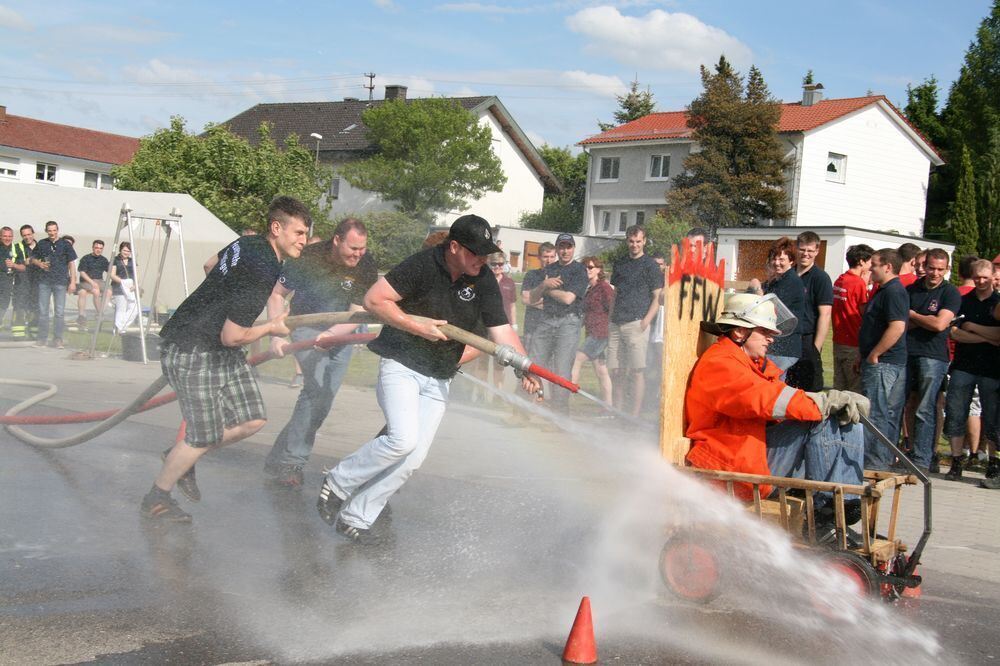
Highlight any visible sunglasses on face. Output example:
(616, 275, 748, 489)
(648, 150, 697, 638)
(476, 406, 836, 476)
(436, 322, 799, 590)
(490, 262, 505, 267)
(585, 265, 597, 270)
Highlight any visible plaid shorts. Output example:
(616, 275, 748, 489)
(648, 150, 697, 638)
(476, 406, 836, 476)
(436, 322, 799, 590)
(160, 342, 266, 447)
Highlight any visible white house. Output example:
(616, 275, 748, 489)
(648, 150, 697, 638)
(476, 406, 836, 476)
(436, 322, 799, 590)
(219, 85, 560, 227)
(0, 105, 139, 190)
(577, 85, 945, 239)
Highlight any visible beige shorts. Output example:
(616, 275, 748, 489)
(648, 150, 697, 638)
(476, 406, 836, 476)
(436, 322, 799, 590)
(607, 320, 649, 371)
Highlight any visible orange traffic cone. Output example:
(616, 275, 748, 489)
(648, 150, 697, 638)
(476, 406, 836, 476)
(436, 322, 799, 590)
(562, 596, 597, 665)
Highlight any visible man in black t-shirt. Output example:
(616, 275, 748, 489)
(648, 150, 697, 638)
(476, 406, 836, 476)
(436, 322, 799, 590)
(140, 196, 311, 523)
(30, 221, 77, 348)
(75, 240, 109, 327)
(787, 231, 834, 391)
(13, 225, 39, 339)
(945, 259, 1000, 484)
(859, 248, 910, 471)
(526, 232, 588, 412)
(608, 225, 663, 417)
(263, 218, 378, 486)
(0, 226, 18, 329)
(317, 215, 541, 545)
(904, 248, 961, 470)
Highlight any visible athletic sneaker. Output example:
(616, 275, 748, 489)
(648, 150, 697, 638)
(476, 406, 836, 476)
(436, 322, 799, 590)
(317, 476, 345, 526)
(945, 455, 966, 481)
(267, 464, 304, 488)
(140, 489, 192, 523)
(334, 516, 381, 546)
(162, 448, 200, 502)
(981, 459, 1000, 489)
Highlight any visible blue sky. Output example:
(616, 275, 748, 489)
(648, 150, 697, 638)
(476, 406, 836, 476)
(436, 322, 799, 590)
(0, 1, 992, 150)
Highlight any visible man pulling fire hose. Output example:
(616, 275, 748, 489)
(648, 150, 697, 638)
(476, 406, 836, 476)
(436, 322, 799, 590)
(685, 292, 871, 545)
(315, 215, 541, 545)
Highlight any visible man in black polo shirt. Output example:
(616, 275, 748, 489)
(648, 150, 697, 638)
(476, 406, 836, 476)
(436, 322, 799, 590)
(30, 221, 77, 349)
(317, 215, 541, 545)
(141, 196, 310, 522)
(263, 217, 378, 487)
(787, 231, 833, 391)
(945, 259, 1000, 484)
(859, 248, 909, 471)
(526, 232, 588, 412)
(608, 225, 663, 417)
(75, 239, 109, 328)
(904, 248, 961, 470)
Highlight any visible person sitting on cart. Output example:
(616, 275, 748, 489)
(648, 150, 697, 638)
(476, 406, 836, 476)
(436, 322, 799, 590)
(685, 292, 869, 535)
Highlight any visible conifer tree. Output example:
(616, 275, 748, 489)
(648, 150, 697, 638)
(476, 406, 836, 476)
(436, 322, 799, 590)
(667, 57, 789, 229)
(951, 145, 979, 281)
(598, 79, 656, 131)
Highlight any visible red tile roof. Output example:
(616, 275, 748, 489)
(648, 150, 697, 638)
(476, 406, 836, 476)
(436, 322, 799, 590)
(0, 112, 140, 165)
(579, 96, 940, 162)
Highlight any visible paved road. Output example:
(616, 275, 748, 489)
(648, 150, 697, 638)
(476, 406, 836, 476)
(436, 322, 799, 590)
(1, 348, 998, 664)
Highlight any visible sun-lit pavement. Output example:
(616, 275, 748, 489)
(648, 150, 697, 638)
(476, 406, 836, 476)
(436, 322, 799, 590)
(2, 346, 999, 664)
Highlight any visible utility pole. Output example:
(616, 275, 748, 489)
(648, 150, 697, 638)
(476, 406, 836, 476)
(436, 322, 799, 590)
(364, 72, 375, 101)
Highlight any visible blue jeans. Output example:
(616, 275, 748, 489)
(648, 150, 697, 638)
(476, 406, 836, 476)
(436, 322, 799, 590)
(36, 281, 67, 342)
(861, 361, 907, 470)
(905, 356, 949, 468)
(327, 358, 450, 529)
(766, 418, 865, 506)
(944, 370, 1000, 444)
(266, 327, 353, 468)
(529, 313, 582, 412)
(766, 354, 799, 382)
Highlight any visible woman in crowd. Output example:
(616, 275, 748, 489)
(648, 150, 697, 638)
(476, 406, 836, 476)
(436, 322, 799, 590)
(109, 241, 138, 334)
(570, 255, 614, 405)
(762, 237, 805, 378)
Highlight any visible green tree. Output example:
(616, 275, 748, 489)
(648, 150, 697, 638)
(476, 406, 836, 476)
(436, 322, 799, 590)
(518, 145, 588, 232)
(667, 57, 789, 230)
(978, 129, 1000, 259)
(951, 145, 979, 280)
(339, 98, 506, 223)
(802, 70, 815, 85)
(357, 210, 428, 270)
(112, 117, 332, 233)
(598, 78, 656, 131)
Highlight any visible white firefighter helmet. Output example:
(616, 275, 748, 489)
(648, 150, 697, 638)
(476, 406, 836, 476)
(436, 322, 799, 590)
(713, 292, 798, 338)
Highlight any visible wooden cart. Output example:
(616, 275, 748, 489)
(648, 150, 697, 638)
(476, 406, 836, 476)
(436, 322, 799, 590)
(655, 239, 931, 603)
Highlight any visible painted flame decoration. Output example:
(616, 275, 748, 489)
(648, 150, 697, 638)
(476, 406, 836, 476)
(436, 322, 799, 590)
(667, 238, 726, 287)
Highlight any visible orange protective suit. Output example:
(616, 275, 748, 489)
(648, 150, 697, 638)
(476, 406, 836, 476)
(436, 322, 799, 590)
(685, 336, 822, 500)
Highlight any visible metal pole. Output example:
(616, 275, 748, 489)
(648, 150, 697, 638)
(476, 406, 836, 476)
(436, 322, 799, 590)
(123, 215, 149, 364)
(147, 221, 172, 327)
(170, 211, 190, 298)
(88, 204, 128, 358)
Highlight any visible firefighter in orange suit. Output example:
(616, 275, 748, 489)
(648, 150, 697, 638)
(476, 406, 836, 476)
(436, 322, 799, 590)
(685, 293, 869, 539)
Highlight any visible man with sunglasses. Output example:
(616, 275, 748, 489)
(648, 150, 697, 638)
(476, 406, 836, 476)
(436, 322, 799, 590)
(316, 215, 541, 545)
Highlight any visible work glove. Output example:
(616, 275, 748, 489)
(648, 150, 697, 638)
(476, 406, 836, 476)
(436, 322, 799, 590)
(806, 390, 870, 426)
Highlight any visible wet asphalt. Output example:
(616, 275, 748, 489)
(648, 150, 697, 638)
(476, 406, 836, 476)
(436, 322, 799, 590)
(2, 359, 999, 664)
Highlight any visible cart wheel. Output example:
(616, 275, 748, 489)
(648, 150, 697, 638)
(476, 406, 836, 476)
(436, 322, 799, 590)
(826, 551, 879, 598)
(658, 532, 720, 603)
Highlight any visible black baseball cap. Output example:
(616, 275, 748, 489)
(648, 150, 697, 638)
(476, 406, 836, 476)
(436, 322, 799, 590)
(555, 233, 575, 246)
(449, 215, 501, 256)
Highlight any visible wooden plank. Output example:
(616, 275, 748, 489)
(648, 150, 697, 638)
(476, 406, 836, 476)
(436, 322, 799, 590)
(752, 485, 762, 519)
(726, 480, 735, 499)
(659, 239, 725, 465)
(684, 468, 876, 498)
(778, 488, 789, 530)
(860, 497, 872, 557)
(834, 487, 847, 551)
(887, 486, 903, 542)
(805, 492, 816, 544)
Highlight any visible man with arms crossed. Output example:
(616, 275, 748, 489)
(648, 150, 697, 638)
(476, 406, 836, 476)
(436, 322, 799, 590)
(263, 217, 377, 487)
(141, 196, 310, 522)
(317, 215, 541, 545)
(76, 240, 109, 328)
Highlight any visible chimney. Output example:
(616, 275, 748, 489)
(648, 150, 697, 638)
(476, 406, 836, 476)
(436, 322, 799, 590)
(802, 83, 824, 107)
(384, 85, 407, 102)
(343, 96, 359, 102)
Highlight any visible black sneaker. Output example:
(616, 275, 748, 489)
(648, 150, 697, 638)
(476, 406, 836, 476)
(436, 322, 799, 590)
(140, 489, 192, 523)
(981, 459, 1000, 489)
(334, 516, 381, 546)
(267, 464, 304, 488)
(317, 477, 345, 526)
(928, 451, 941, 474)
(162, 448, 200, 503)
(945, 455, 966, 481)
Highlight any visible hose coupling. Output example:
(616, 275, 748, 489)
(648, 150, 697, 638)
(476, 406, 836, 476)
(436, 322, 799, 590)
(493, 344, 532, 373)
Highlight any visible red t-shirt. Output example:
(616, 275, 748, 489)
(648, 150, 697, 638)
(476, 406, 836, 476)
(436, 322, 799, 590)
(898, 272, 918, 288)
(498, 274, 516, 321)
(832, 271, 869, 347)
(583, 280, 614, 339)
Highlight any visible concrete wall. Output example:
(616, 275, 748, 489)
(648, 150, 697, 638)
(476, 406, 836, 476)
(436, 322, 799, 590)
(794, 105, 932, 236)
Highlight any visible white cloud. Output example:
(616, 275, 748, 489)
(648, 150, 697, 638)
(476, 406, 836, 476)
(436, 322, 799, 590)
(561, 70, 627, 98)
(0, 5, 31, 30)
(566, 6, 752, 74)
(123, 58, 211, 85)
(372, 0, 399, 10)
(59, 23, 174, 45)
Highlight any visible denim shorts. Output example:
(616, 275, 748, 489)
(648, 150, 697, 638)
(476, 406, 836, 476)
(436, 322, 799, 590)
(160, 342, 266, 446)
(580, 335, 608, 361)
